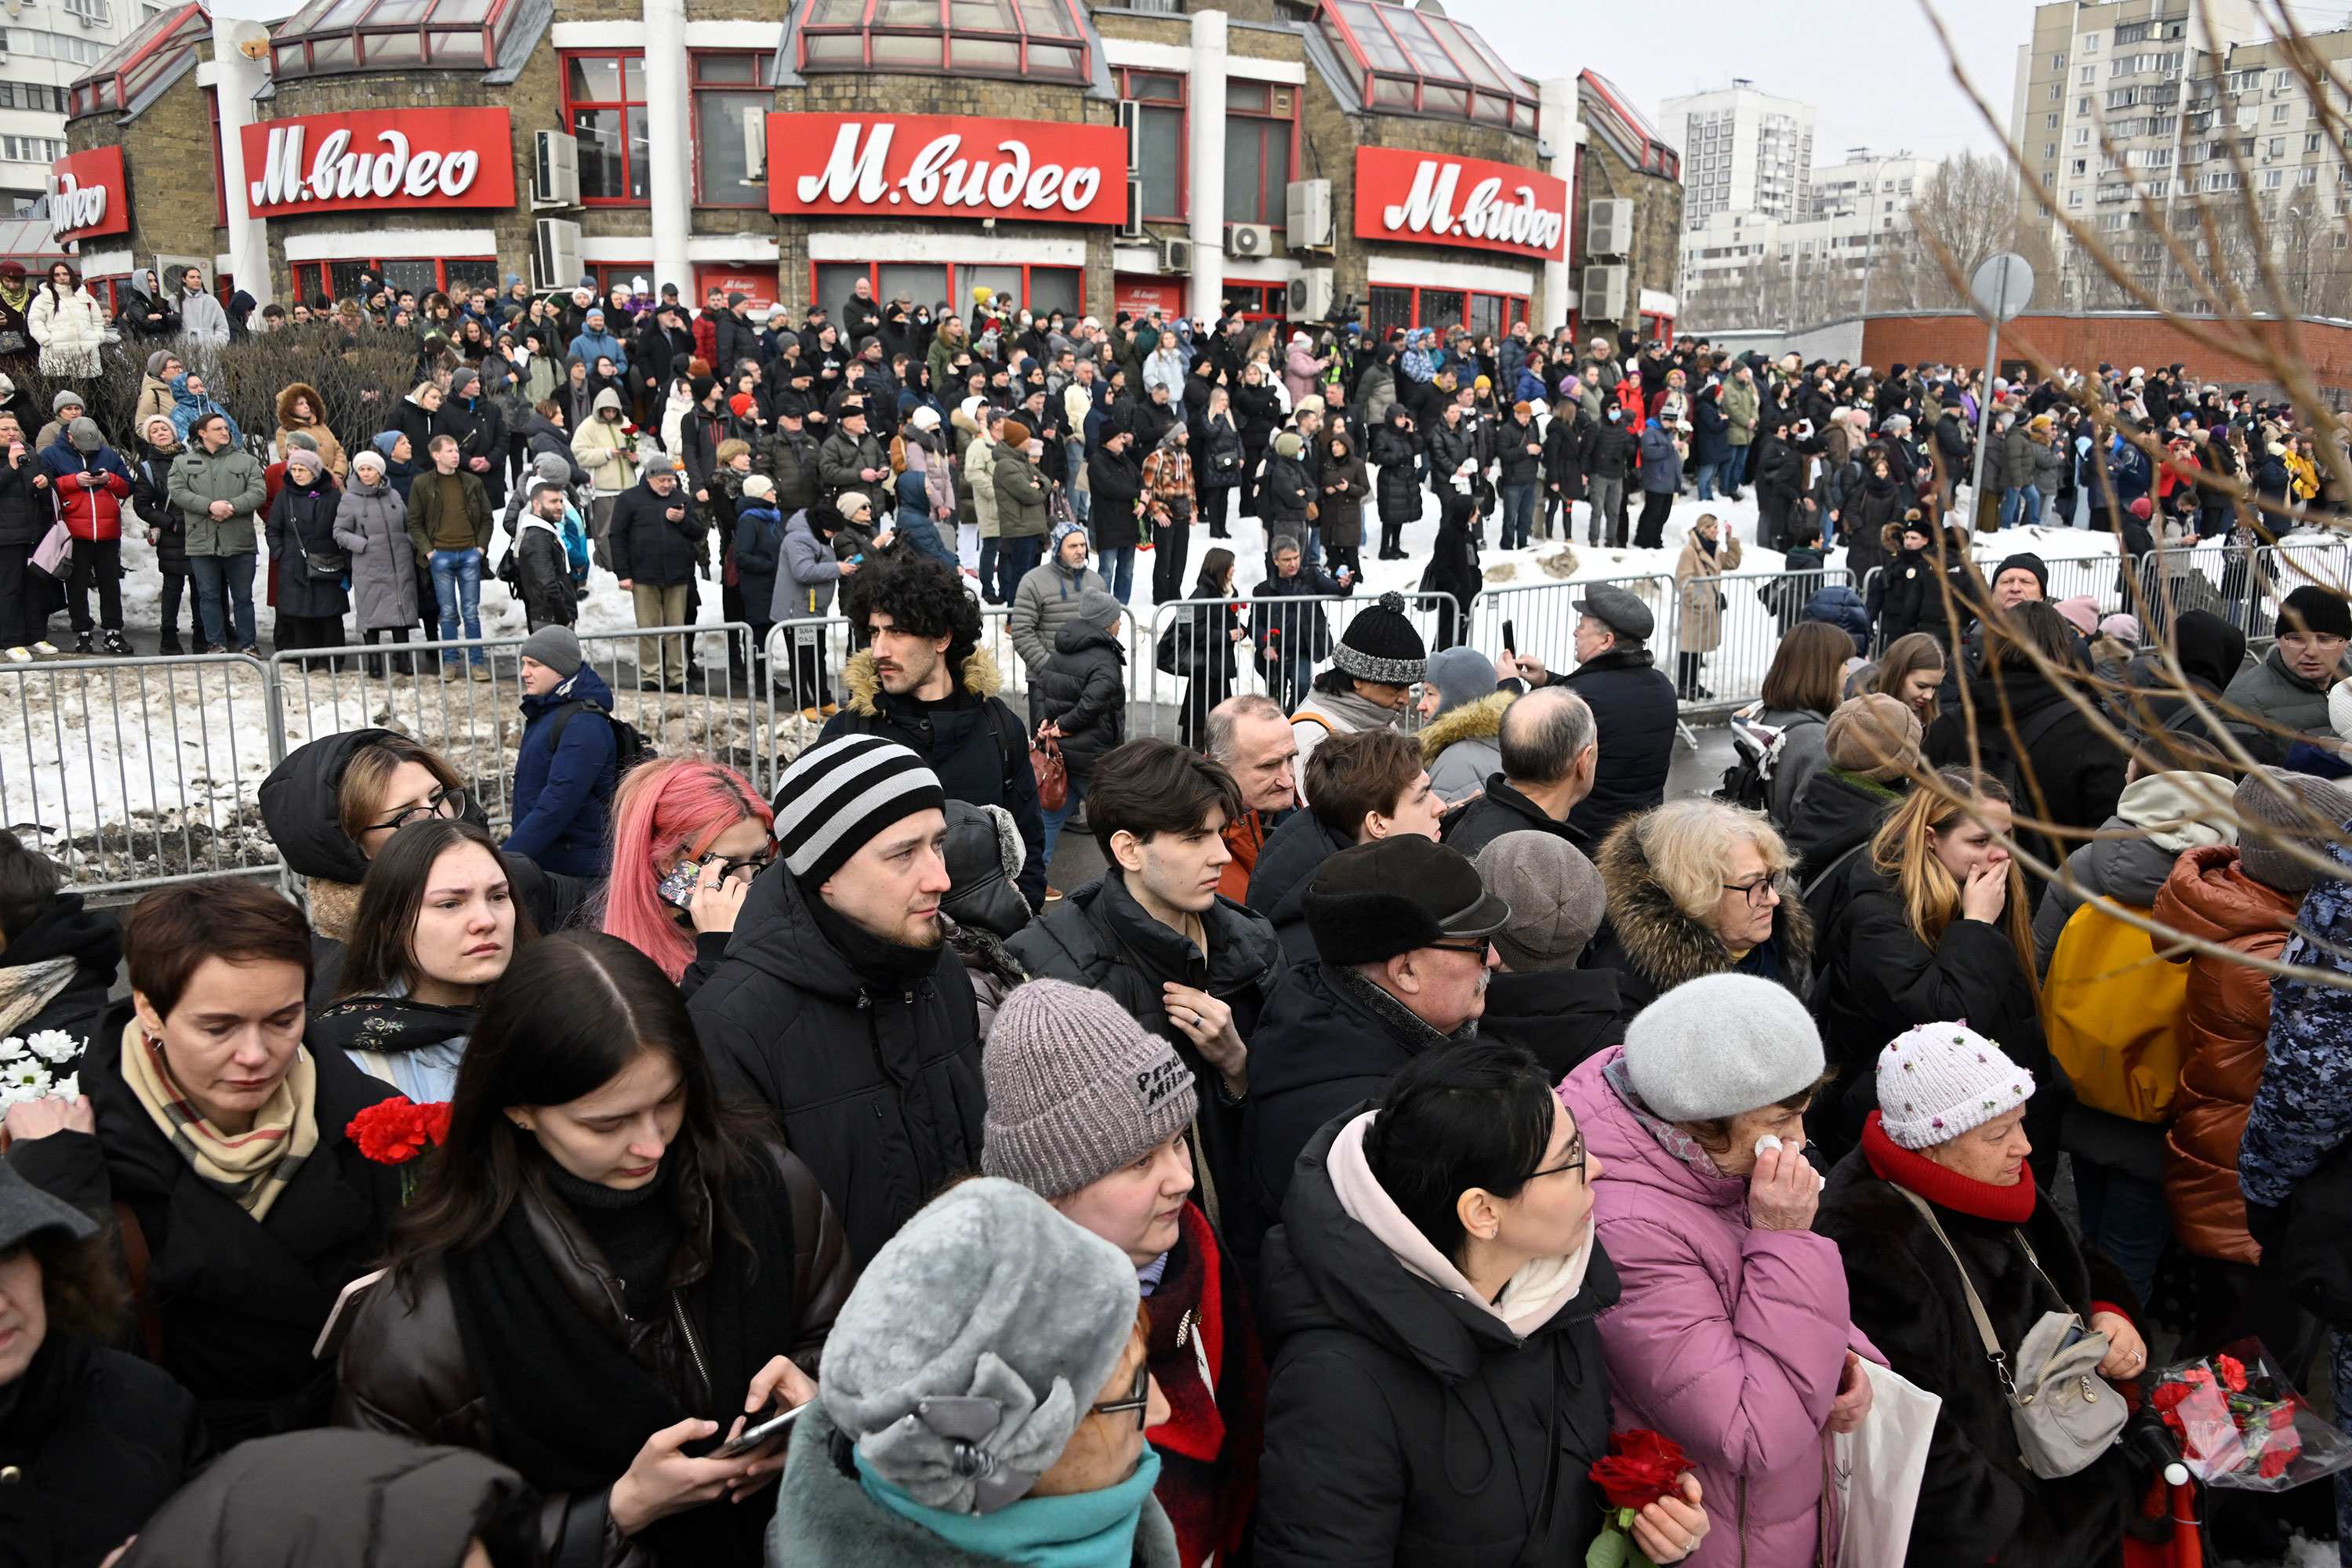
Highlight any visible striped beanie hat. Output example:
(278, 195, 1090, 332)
(773, 735, 946, 887)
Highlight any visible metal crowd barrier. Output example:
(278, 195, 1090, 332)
(1668, 568, 1857, 711)
(1137, 591, 1460, 743)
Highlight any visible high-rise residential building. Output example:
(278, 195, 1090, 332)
(1678, 147, 1924, 321)
(1663, 79, 1815, 228)
(0, 0, 146, 215)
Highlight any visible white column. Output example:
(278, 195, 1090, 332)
(1537, 74, 1577, 331)
(642, 0, 691, 295)
(1187, 9, 1227, 314)
(209, 22, 271, 305)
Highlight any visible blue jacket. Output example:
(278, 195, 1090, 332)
(2241, 846, 2352, 1210)
(567, 327, 629, 379)
(506, 663, 618, 878)
(731, 501, 786, 620)
(167, 373, 240, 444)
(1636, 423, 1684, 494)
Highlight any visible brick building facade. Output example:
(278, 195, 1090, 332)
(1858, 310, 2352, 403)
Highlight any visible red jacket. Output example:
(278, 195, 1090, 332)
(692, 312, 720, 372)
(43, 443, 129, 542)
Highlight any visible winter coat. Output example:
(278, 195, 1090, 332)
(688, 862, 988, 1265)
(608, 476, 702, 588)
(571, 392, 641, 494)
(1252, 1112, 1621, 1568)
(2031, 434, 2068, 497)
(1868, 534, 1949, 644)
(1583, 812, 1814, 1030)
(1282, 341, 1329, 405)
(39, 439, 130, 543)
(512, 509, 578, 630)
(2224, 643, 2345, 739)
(405, 468, 492, 564)
(1961, 666, 2131, 877)
(1690, 390, 1732, 466)
(27, 284, 104, 376)
(817, 426, 886, 508)
(774, 509, 848, 622)
(1025, 619, 1127, 775)
(992, 442, 1049, 538)
(1721, 376, 1759, 444)
(1243, 808, 1351, 969)
(1009, 552, 1110, 677)
(730, 501, 786, 622)
(1782, 768, 1903, 884)
(165, 443, 267, 557)
(1477, 966, 1624, 1080)
(1368, 419, 1423, 524)
(2240, 844, 2352, 1224)
(1259, 452, 1313, 528)
(1747, 704, 1828, 826)
(1442, 776, 1589, 862)
(1555, 651, 1679, 844)
(2029, 771, 2229, 972)
(2155, 844, 2299, 1265)
(1316, 445, 1368, 547)
(505, 664, 618, 880)
(0, 448, 49, 549)
(441, 394, 507, 503)
(1816, 1149, 2137, 1568)
(274, 385, 349, 477)
(0, 1331, 210, 1568)
(764, 426, 821, 513)
(4, 1004, 405, 1447)
(0, 890, 119, 1082)
(1673, 534, 1743, 652)
(1636, 424, 1685, 495)
(332, 476, 419, 631)
(1248, 565, 1351, 668)
(1420, 689, 1512, 805)
(266, 474, 351, 619)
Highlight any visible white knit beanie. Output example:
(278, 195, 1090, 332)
(1877, 1022, 2035, 1149)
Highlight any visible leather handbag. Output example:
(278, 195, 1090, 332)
(1031, 730, 1068, 812)
(1895, 1189, 2124, 1479)
(305, 550, 350, 581)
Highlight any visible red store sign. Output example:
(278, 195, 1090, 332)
(242, 108, 516, 218)
(1353, 146, 1567, 263)
(49, 146, 129, 245)
(768, 113, 1127, 227)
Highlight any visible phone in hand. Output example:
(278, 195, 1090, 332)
(1502, 619, 1516, 655)
(656, 857, 702, 910)
(717, 1400, 807, 1457)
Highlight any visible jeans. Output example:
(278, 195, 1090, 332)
(2000, 485, 2042, 529)
(188, 552, 256, 651)
(1693, 462, 1720, 503)
(996, 535, 1041, 606)
(429, 548, 485, 666)
(1499, 483, 1538, 550)
(1040, 773, 1091, 873)
(2070, 1158, 2169, 1308)
(1098, 545, 1135, 604)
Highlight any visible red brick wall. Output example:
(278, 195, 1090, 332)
(1857, 312, 2352, 402)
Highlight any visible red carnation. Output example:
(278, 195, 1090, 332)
(2216, 1354, 2247, 1392)
(1588, 1428, 1687, 1512)
(347, 1097, 452, 1166)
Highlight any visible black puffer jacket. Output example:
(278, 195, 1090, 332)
(0, 1332, 210, 1568)
(0, 891, 120, 1076)
(1816, 1152, 2138, 1568)
(1368, 416, 1422, 524)
(1780, 767, 1905, 884)
(1004, 875, 1285, 1232)
(1959, 666, 2130, 881)
(1259, 451, 1312, 528)
(1552, 650, 1679, 843)
(1424, 417, 1477, 493)
(0, 447, 47, 546)
(1243, 808, 1350, 967)
(1475, 967, 1624, 1080)
(1254, 1115, 1621, 1568)
(607, 475, 704, 588)
(1584, 810, 1815, 1028)
(1026, 619, 1127, 777)
(689, 866, 987, 1266)
(5, 1001, 405, 1446)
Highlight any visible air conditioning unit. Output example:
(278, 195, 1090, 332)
(533, 130, 579, 207)
(1285, 178, 1333, 247)
(534, 218, 582, 292)
(1228, 222, 1274, 258)
(1158, 236, 1192, 274)
(1581, 263, 1628, 322)
(1588, 197, 1635, 257)
(1286, 267, 1334, 320)
(1120, 177, 1147, 240)
(1115, 99, 1141, 172)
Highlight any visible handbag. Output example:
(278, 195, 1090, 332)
(1031, 731, 1068, 812)
(31, 518, 70, 579)
(305, 550, 349, 581)
(1894, 1189, 2124, 1479)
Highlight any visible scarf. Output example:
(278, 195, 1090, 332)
(1327, 961, 1475, 1051)
(1140, 1202, 1263, 1568)
(1860, 1109, 2038, 1223)
(0, 276, 27, 316)
(0, 956, 75, 1039)
(118, 1018, 318, 1221)
(1601, 1053, 1726, 1183)
(857, 1448, 1163, 1568)
(804, 881, 952, 989)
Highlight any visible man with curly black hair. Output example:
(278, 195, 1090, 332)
(821, 554, 1047, 909)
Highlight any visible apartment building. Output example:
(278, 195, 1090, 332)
(0, 0, 144, 214)
(1662, 79, 1813, 229)
(1678, 143, 1924, 324)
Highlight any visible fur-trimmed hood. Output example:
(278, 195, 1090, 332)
(840, 645, 1006, 717)
(1419, 688, 1514, 764)
(275, 383, 326, 430)
(1594, 811, 1813, 998)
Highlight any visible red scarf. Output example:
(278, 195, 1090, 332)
(1143, 1201, 1264, 1567)
(1861, 1109, 2037, 1223)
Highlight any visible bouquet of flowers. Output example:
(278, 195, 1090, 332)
(347, 1095, 452, 1201)
(1586, 1428, 1688, 1567)
(0, 1029, 82, 1109)
(2148, 1338, 2352, 1491)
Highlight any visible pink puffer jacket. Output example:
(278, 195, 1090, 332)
(1560, 1047, 1879, 1568)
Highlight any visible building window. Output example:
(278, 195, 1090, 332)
(2275, 103, 2291, 122)
(2080, 65, 2095, 85)
(1120, 70, 1185, 223)
(290, 256, 499, 307)
(813, 261, 1081, 326)
(564, 53, 649, 205)
(794, 0, 1091, 85)
(2082, 31, 2099, 50)
(1316, 0, 1537, 132)
(1223, 79, 1294, 228)
(0, 136, 64, 162)
(267, 0, 517, 77)
(0, 82, 63, 111)
(1367, 284, 1524, 336)
(2051, 53, 2065, 70)
(691, 53, 772, 208)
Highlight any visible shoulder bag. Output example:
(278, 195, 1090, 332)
(1893, 1187, 2124, 1479)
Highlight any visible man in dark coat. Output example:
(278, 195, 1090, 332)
(689, 734, 986, 1265)
(1504, 584, 1677, 844)
(1006, 740, 1287, 1231)
(1440, 688, 1599, 858)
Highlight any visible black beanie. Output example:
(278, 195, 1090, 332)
(1330, 591, 1428, 685)
(2280, 585, 2352, 641)
(1992, 552, 2049, 596)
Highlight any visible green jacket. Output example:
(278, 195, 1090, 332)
(2224, 643, 2345, 737)
(1721, 377, 1759, 445)
(164, 445, 267, 557)
(405, 468, 492, 563)
(992, 443, 1048, 538)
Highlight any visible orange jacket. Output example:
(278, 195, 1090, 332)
(1218, 808, 1272, 903)
(2153, 844, 2299, 1265)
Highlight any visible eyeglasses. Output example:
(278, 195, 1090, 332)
(1527, 1131, 1588, 1186)
(710, 848, 777, 884)
(367, 785, 466, 836)
(1721, 873, 1789, 909)
(1091, 1362, 1151, 1432)
(1423, 938, 1494, 958)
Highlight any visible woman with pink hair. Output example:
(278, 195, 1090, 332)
(598, 756, 775, 993)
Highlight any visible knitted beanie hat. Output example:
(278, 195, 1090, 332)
(1331, 591, 1427, 686)
(1878, 1022, 2034, 1149)
(772, 735, 946, 888)
(1824, 693, 1922, 783)
(981, 979, 1198, 1199)
(1475, 831, 1606, 972)
(1624, 973, 1824, 1123)
(1076, 587, 1123, 633)
(518, 625, 583, 677)
(2234, 767, 2352, 895)
(1273, 430, 1302, 458)
(1425, 645, 1499, 717)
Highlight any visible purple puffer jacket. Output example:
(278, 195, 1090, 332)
(1561, 1047, 1879, 1568)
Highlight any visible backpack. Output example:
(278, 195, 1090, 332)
(544, 700, 655, 796)
(2041, 897, 2190, 1123)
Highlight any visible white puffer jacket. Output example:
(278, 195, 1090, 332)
(29, 285, 107, 376)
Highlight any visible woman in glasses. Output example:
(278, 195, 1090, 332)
(598, 756, 775, 996)
(336, 932, 851, 1566)
(314, 818, 534, 1102)
(1584, 797, 1810, 1030)
(1556, 974, 1878, 1568)
(1254, 1039, 1707, 1566)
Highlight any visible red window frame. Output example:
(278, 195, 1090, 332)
(811, 260, 1085, 318)
(291, 257, 499, 306)
(1220, 282, 1284, 322)
(1118, 67, 1186, 224)
(794, 0, 1092, 84)
(561, 50, 650, 208)
(1222, 79, 1298, 230)
(690, 51, 774, 210)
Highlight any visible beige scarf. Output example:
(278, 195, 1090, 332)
(119, 1019, 319, 1221)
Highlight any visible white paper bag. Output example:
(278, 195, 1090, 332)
(1833, 1359, 1942, 1568)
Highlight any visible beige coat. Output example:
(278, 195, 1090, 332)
(1674, 530, 1744, 652)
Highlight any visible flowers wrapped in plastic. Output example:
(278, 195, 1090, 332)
(2147, 1338, 2352, 1491)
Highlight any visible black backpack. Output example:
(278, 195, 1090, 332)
(544, 700, 655, 794)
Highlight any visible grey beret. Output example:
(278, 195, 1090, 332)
(1573, 582, 1654, 643)
(1624, 972, 1824, 1122)
(819, 1178, 1138, 1514)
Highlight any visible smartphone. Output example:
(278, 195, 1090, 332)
(1502, 619, 1516, 655)
(717, 1400, 807, 1457)
(656, 857, 702, 910)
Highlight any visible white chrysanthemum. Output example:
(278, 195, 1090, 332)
(0, 1060, 50, 1106)
(48, 1072, 78, 1101)
(0, 1035, 25, 1062)
(24, 1029, 76, 1063)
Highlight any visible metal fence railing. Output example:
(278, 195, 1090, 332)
(1135, 591, 1460, 742)
(1668, 569, 1857, 711)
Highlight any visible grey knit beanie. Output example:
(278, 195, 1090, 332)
(1425, 644, 1498, 717)
(1624, 972, 1824, 1123)
(819, 1178, 1138, 1514)
(2235, 767, 2352, 894)
(1076, 587, 1124, 633)
(982, 978, 1198, 1199)
(1475, 832, 1605, 971)
(518, 624, 583, 677)
(51, 389, 78, 414)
